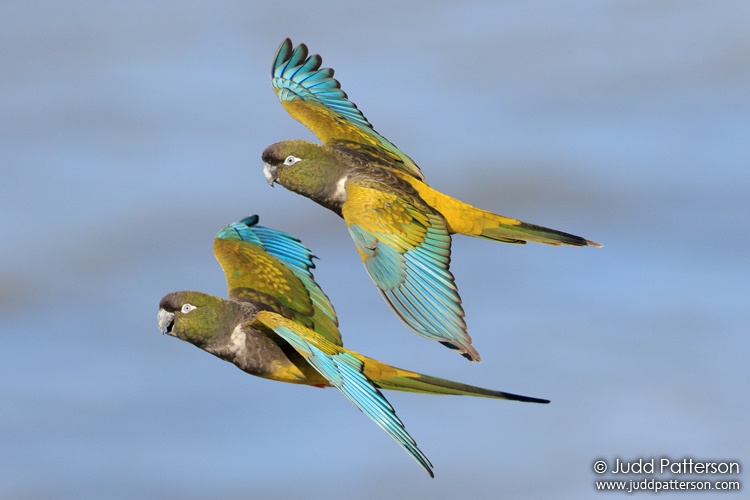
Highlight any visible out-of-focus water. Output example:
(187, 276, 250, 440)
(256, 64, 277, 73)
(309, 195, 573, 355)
(1, 2, 747, 498)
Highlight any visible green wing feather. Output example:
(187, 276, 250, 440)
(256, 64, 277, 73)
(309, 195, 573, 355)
(214, 216, 342, 346)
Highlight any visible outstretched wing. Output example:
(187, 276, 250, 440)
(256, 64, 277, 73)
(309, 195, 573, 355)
(214, 215, 341, 345)
(341, 182, 479, 361)
(252, 310, 434, 477)
(271, 38, 425, 182)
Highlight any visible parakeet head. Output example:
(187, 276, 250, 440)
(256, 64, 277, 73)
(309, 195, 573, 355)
(262, 140, 352, 212)
(158, 291, 242, 349)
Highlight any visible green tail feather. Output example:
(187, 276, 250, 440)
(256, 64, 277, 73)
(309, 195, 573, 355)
(480, 220, 601, 248)
(373, 373, 549, 404)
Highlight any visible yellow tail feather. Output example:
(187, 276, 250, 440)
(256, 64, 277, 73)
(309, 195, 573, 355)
(405, 175, 601, 248)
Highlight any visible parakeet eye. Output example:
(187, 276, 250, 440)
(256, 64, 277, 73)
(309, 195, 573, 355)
(283, 155, 301, 166)
(181, 303, 197, 314)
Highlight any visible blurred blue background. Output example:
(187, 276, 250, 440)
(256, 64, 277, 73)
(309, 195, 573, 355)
(2, 1, 747, 498)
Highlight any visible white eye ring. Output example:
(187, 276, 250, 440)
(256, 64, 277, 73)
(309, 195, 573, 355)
(283, 155, 301, 166)
(181, 303, 197, 314)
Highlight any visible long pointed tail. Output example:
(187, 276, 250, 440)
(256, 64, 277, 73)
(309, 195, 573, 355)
(476, 215, 602, 247)
(410, 177, 601, 247)
(359, 355, 549, 403)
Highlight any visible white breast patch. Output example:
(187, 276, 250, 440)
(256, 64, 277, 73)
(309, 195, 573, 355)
(229, 325, 247, 356)
(332, 175, 348, 202)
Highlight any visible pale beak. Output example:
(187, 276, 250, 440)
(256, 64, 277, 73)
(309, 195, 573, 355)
(263, 163, 277, 187)
(158, 309, 175, 335)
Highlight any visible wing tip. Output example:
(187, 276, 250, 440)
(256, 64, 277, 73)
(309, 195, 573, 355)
(425, 463, 435, 478)
(273, 38, 294, 71)
(444, 341, 481, 362)
(239, 214, 260, 227)
(279, 37, 292, 51)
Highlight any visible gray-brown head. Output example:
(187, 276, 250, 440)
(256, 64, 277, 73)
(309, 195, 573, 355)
(158, 291, 247, 350)
(262, 140, 353, 213)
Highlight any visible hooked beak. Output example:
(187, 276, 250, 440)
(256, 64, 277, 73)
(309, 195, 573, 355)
(263, 163, 277, 187)
(158, 309, 175, 336)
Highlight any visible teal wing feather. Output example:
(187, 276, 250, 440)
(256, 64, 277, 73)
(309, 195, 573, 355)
(217, 216, 341, 345)
(256, 312, 433, 477)
(345, 205, 478, 361)
(271, 38, 425, 181)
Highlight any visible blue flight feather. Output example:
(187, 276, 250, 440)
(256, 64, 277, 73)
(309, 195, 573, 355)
(270, 38, 425, 181)
(347, 218, 469, 356)
(270, 324, 434, 477)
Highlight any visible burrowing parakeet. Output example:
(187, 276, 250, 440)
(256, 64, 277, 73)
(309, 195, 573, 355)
(263, 39, 601, 362)
(158, 215, 549, 477)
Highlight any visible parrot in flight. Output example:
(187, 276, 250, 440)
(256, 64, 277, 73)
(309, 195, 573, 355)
(158, 215, 549, 477)
(262, 39, 601, 362)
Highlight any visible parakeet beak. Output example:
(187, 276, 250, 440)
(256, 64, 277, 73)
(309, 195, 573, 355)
(158, 309, 175, 335)
(263, 163, 277, 187)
